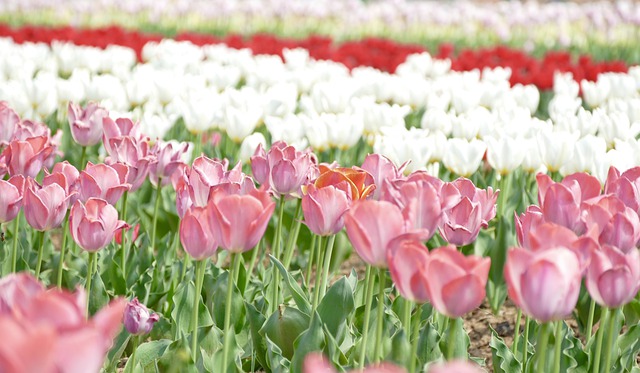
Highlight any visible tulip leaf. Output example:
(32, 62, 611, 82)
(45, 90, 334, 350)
(170, 280, 214, 336)
(623, 299, 640, 327)
(615, 322, 640, 371)
(390, 329, 411, 366)
(559, 322, 588, 373)
(317, 276, 355, 343)
(439, 317, 470, 360)
(260, 306, 310, 360)
(245, 302, 269, 372)
(490, 329, 521, 373)
(265, 335, 290, 373)
(123, 339, 172, 372)
(268, 254, 311, 315)
(417, 319, 443, 364)
(89, 269, 109, 315)
(291, 312, 326, 373)
(106, 330, 132, 372)
(211, 271, 245, 331)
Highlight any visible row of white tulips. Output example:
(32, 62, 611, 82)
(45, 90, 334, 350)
(1, 37, 639, 182)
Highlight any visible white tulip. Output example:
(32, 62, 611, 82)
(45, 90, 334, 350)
(442, 138, 487, 177)
(559, 135, 607, 176)
(264, 114, 308, 150)
(485, 135, 525, 175)
(537, 130, 578, 173)
(239, 132, 267, 163)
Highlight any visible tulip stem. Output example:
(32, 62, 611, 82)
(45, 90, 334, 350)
(603, 308, 617, 373)
(191, 259, 207, 363)
(402, 298, 413, 338)
(359, 265, 376, 368)
(512, 309, 522, 354)
(151, 181, 162, 251)
(120, 191, 129, 277)
(11, 214, 20, 272)
(373, 268, 386, 362)
(79, 146, 87, 169)
(536, 323, 551, 373)
(318, 234, 336, 301)
(311, 235, 324, 314)
(498, 173, 512, 217)
(245, 239, 261, 291)
(35, 230, 46, 278)
(57, 215, 70, 287)
(586, 298, 596, 344)
(447, 317, 463, 360)
(223, 253, 241, 371)
(593, 308, 609, 373)
(553, 321, 563, 373)
(522, 316, 531, 368)
(282, 199, 302, 269)
(130, 335, 140, 370)
(85, 251, 97, 315)
(305, 235, 317, 289)
(409, 305, 422, 373)
(270, 198, 286, 314)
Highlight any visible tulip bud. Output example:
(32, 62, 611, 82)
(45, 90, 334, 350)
(124, 298, 160, 336)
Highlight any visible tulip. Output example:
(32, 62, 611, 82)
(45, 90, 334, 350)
(392, 178, 442, 238)
(105, 136, 152, 192)
(361, 153, 407, 200)
(442, 138, 486, 177)
(586, 245, 640, 308)
(251, 141, 318, 197)
(387, 238, 430, 304)
(303, 352, 406, 373)
(102, 116, 145, 156)
(301, 184, 350, 236)
(124, 298, 160, 335)
(427, 360, 484, 373)
(0, 176, 24, 223)
(514, 205, 545, 249)
(423, 245, 490, 318)
(239, 132, 267, 163)
(149, 140, 190, 187)
(180, 206, 218, 260)
(68, 102, 108, 147)
(78, 162, 131, 205)
(0, 135, 53, 178)
(582, 195, 640, 252)
(115, 224, 140, 246)
(439, 197, 483, 247)
(69, 198, 126, 252)
(0, 317, 57, 373)
(604, 166, 640, 214)
(24, 180, 70, 231)
(0, 103, 19, 146)
(504, 247, 581, 322)
(315, 165, 375, 201)
(485, 135, 525, 175)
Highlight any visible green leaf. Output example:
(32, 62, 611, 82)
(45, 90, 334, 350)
(390, 329, 411, 367)
(439, 318, 469, 360)
(170, 280, 214, 336)
(89, 269, 109, 315)
(106, 330, 132, 372)
(291, 312, 325, 373)
(211, 271, 245, 331)
(260, 306, 310, 360)
(245, 302, 268, 372)
(615, 323, 640, 371)
(490, 327, 522, 373)
(268, 255, 311, 315)
(265, 335, 290, 373)
(317, 276, 355, 343)
(417, 319, 442, 365)
(123, 339, 172, 372)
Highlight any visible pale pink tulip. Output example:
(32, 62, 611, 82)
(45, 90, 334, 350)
(124, 298, 160, 336)
(604, 166, 640, 213)
(360, 153, 406, 200)
(0, 317, 57, 373)
(303, 352, 406, 373)
(24, 180, 70, 231)
(441, 178, 498, 226)
(439, 197, 483, 246)
(301, 184, 350, 236)
(514, 205, 544, 249)
(0, 135, 53, 178)
(0, 175, 25, 223)
(69, 198, 126, 252)
(428, 360, 484, 373)
(582, 195, 640, 252)
(393, 178, 442, 238)
(345, 200, 406, 267)
(424, 245, 490, 318)
(105, 136, 152, 192)
(251, 141, 318, 197)
(586, 245, 640, 308)
(180, 206, 218, 260)
(505, 247, 581, 322)
(68, 102, 108, 147)
(0, 272, 43, 313)
(102, 117, 145, 156)
(0, 103, 19, 146)
(149, 140, 190, 187)
(78, 162, 131, 205)
(387, 238, 430, 303)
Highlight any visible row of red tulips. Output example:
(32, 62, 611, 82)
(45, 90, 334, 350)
(0, 24, 629, 90)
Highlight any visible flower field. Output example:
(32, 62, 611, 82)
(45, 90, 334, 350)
(1, 1, 640, 372)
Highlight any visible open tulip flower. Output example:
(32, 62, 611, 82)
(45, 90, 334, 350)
(78, 162, 131, 205)
(314, 164, 376, 201)
(586, 244, 640, 309)
(105, 136, 152, 192)
(68, 101, 109, 147)
(69, 198, 126, 252)
(0, 135, 53, 178)
(24, 179, 71, 231)
(251, 141, 318, 197)
(102, 116, 145, 156)
(0, 175, 24, 223)
(149, 140, 190, 187)
(301, 183, 350, 236)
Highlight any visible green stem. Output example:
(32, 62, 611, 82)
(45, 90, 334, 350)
(305, 235, 317, 289)
(498, 173, 512, 217)
(603, 309, 617, 373)
(35, 230, 46, 278)
(373, 268, 386, 362)
(282, 199, 302, 269)
(120, 191, 129, 277)
(318, 234, 336, 301)
(191, 259, 207, 362)
(536, 323, 551, 373)
(245, 239, 261, 291)
(11, 215, 20, 272)
(311, 235, 324, 314)
(358, 265, 376, 368)
(222, 253, 242, 371)
(85, 251, 97, 315)
(447, 317, 463, 360)
(193, 132, 203, 160)
(522, 316, 531, 368)
(409, 305, 422, 373)
(512, 309, 522, 354)
(57, 215, 70, 287)
(270, 198, 286, 314)
(151, 180, 162, 251)
(130, 335, 140, 369)
(553, 321, 563, 373)
(402, 298, 413, 337)
(586, 298, 596, 344)
(79, 146, 87, 169)
(593, 308, 610, 373)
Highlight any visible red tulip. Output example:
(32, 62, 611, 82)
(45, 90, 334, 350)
(586, 245, 640, 308)
(68, 102, 108, 147)
(301, 184, 350, 236)
(69, 198, 126, 252)
(180, 206, 218, 260)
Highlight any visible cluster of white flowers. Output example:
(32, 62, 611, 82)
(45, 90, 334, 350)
(0, 37, 639, 182)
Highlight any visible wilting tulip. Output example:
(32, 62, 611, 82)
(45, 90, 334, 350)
(207, 187, 275, 253)
(423, 245, 490, 318)
(303, 352, 406, 373)
(124, 298, 160, 336)
(68, 102, 108, 146)
(315, 165, 375, 201)
(69, 198, 126, 252)
(24, 181, 70, 231)
(345, 200, 406, 267)
(0, 135, 53, 178)
(180, 206, 218, 260)
(0, 176, 24, 223)
(150, 140, 190, 187)
(251, 141, 318, 197)
(387, 238, 430, 303)
(78, 162, 130, 205)
(427, 360, 484, 373)
(586, 245, 640, 308)
(301, 184, 350, 236)
(505, 247, 581, 322)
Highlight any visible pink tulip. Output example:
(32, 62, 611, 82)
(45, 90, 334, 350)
(115, 224, 140, 246)
(582, 195, 640, 253)
(439, 196, 483, 246)
(360, 153, 406, 200)
(68, 102, 108, 147)
(0, 135, 53, 178)
(586, 245, 640, 308)
(186, 156, 232, 207)
(0, 317, 57, 373)
(427, 360, 484, 373)
(44, 161, 80, 205)
(0, 272, 43, 312)
(505, 247, 581, 322)
(102, 116, 145, 156)
(150, 140, 190, 187)
(0, 102, 19, 146)
(105, 136, 152, 192)
(124, 298, 160, 336)
(344, 200, 406, 267)
(78, 162, 131, 205)
(423, 245, 490, 318)
(24, 180, 70, 231)
(180, 206, 218, 260)
(442, 178, 498, 226)
(393, 178, 442, 238)
(0, 175, 25, 223)
(207, 186, 275, 253)
(514, 205, 544, 249)
(69, 198, 126, 252)
(301, 184, 350, 236)
(251, 141, 318, 197)
(303, 352, 406, 373)
(387, 238, 430, 303)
